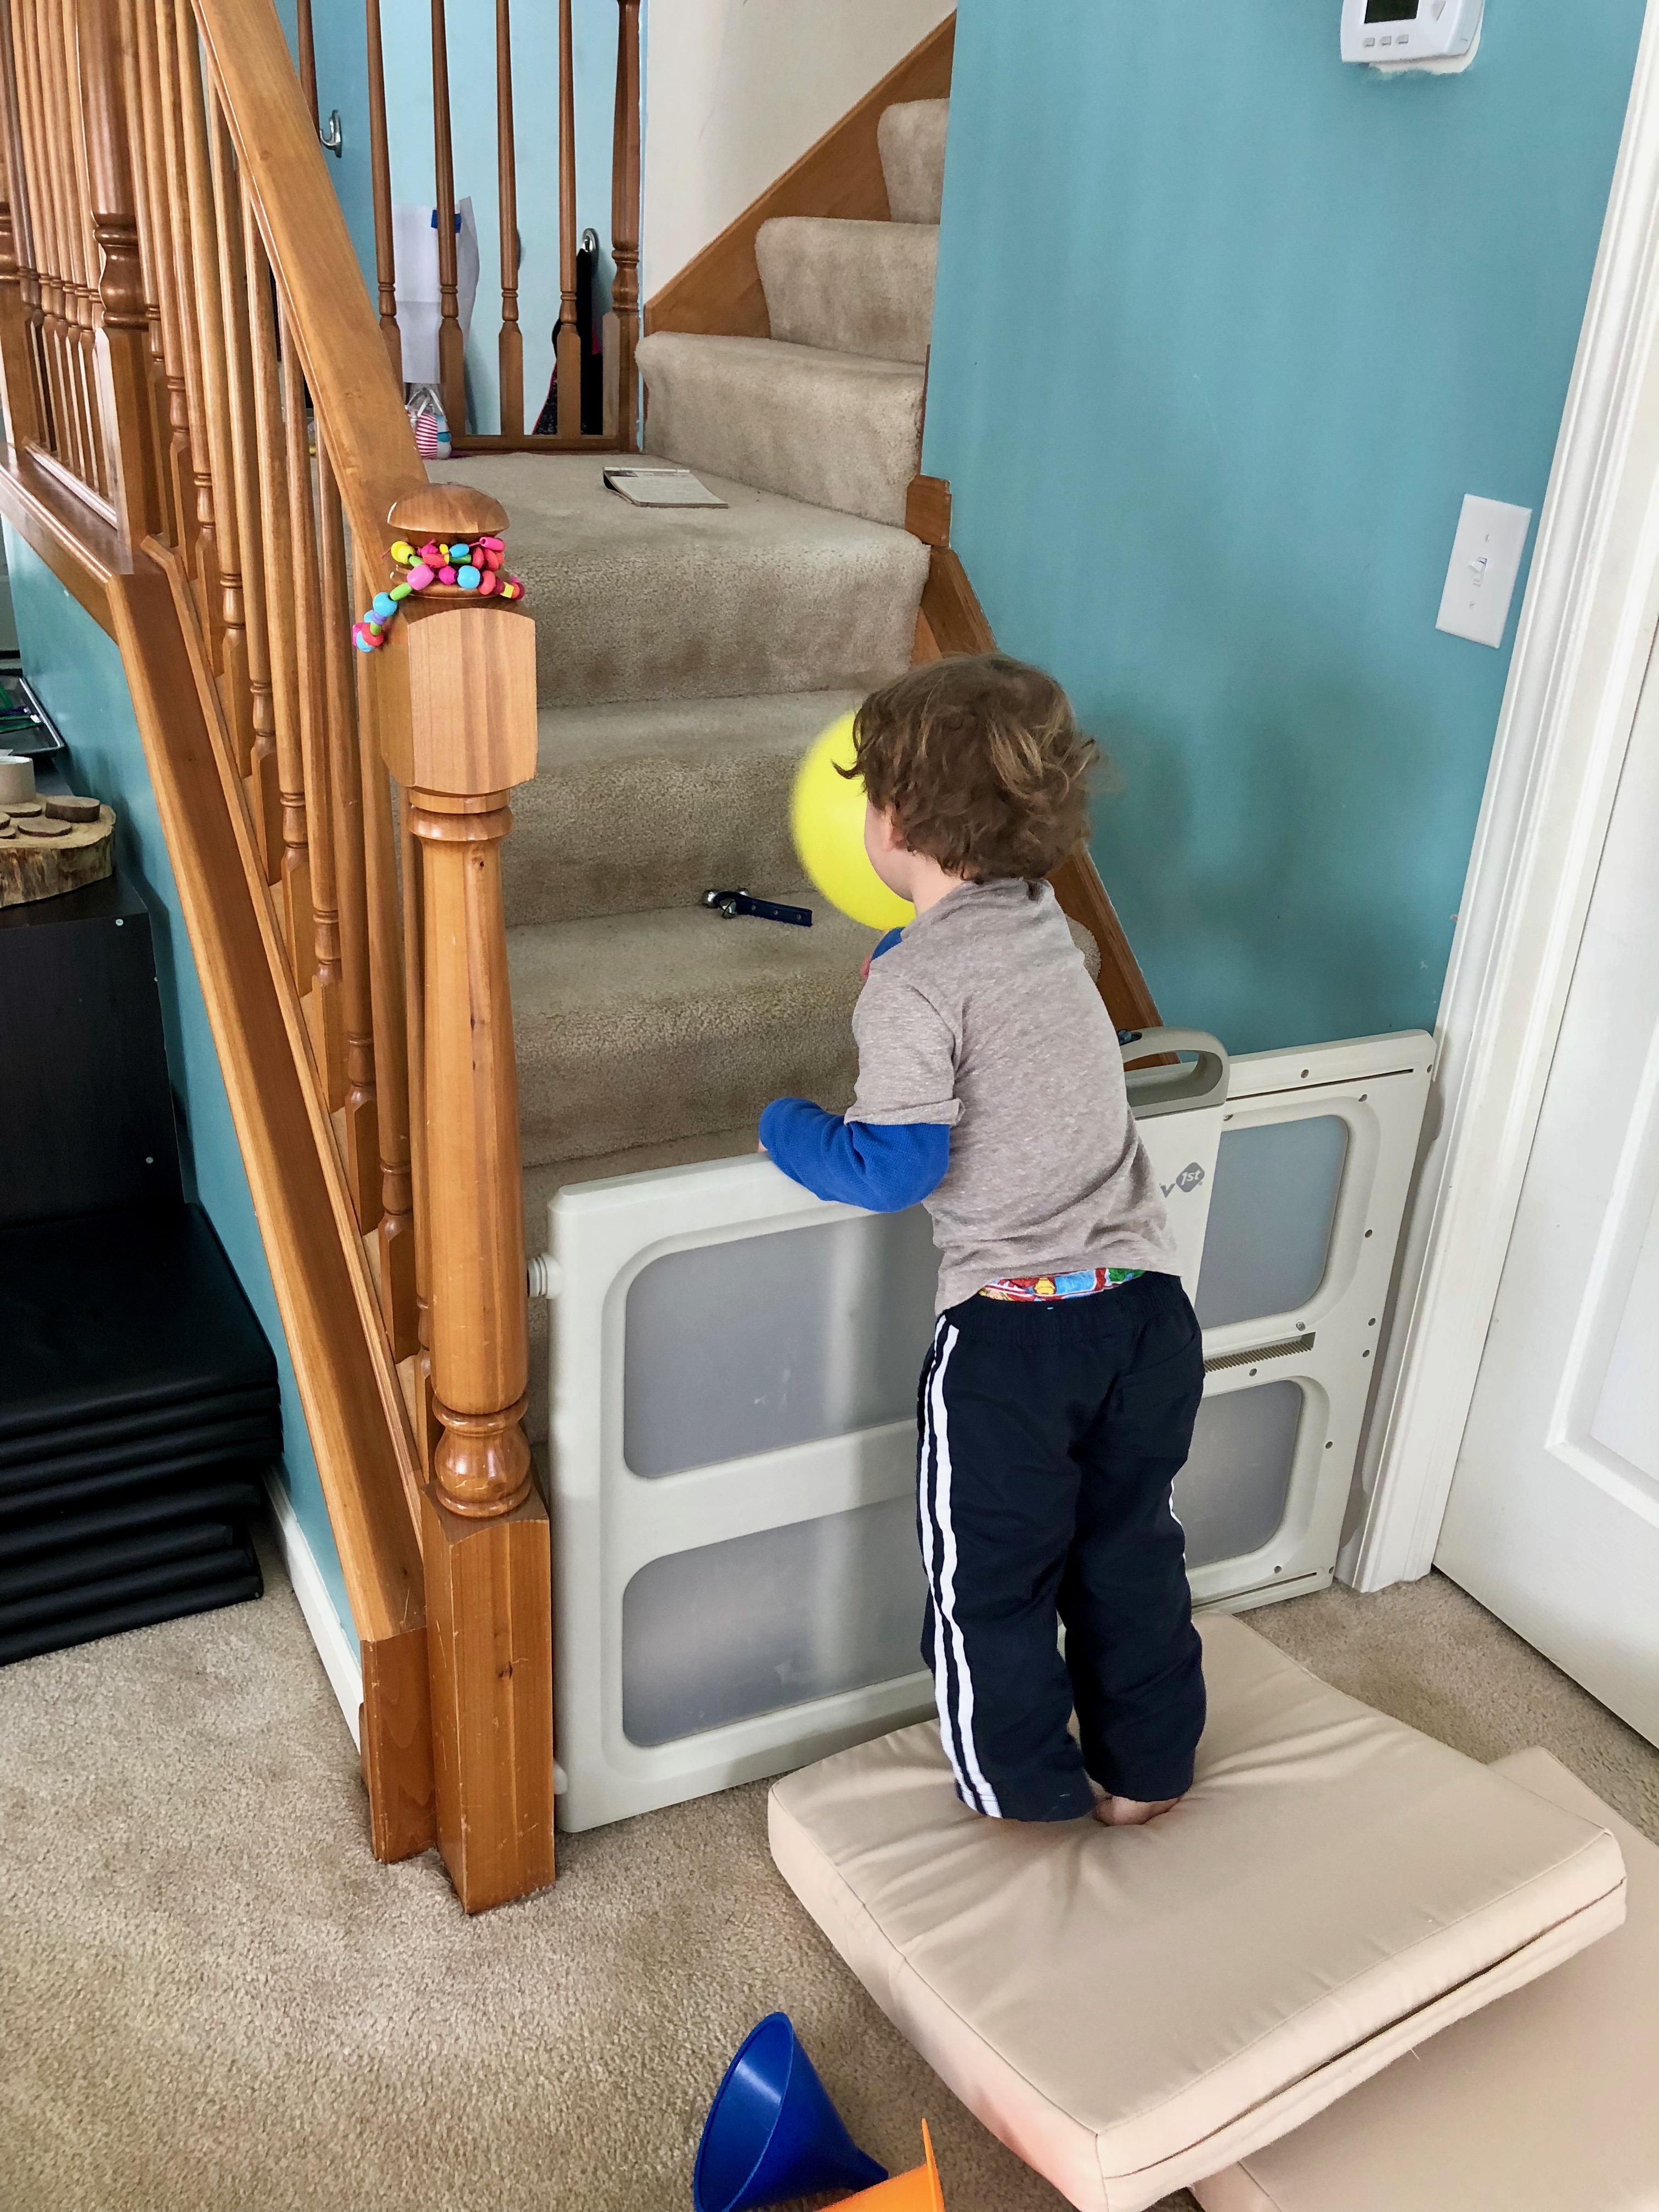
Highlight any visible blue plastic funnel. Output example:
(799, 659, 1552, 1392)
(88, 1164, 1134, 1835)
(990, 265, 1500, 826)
(693, 2012, 888, 2212)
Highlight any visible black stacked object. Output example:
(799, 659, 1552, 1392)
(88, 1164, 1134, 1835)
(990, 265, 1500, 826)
(0, 836, 279, 1665)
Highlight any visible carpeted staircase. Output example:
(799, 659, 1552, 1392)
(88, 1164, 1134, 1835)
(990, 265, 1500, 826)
(436, 99, 950, 1442)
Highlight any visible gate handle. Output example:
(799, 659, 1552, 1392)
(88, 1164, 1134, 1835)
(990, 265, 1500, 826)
(1121, 1028, 1230, 1119)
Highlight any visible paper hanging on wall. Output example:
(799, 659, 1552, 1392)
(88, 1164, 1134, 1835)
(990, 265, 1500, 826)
(391, 199, 480, 389)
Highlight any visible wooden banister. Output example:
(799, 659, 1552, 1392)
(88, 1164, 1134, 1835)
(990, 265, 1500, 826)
(2, 0, 555, 1905)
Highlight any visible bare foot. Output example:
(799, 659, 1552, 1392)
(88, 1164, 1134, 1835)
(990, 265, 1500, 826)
(1093, 1794, 1180, 1827)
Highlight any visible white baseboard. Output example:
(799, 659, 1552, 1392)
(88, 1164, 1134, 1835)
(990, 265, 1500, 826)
(262, 1465, 363, 1748)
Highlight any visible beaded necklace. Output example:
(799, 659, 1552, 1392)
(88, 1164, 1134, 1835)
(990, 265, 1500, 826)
(352, 533, 527, 654)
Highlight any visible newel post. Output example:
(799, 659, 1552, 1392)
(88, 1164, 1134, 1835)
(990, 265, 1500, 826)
(75, 0, 163, 548)
(378, 486, 554, 1912)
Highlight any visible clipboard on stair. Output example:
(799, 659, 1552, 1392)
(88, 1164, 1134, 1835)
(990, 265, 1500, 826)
(602, 466, 726, 509)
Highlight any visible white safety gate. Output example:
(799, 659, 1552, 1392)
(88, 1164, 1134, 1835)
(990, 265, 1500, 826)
(545, 1028, 1431, 1831)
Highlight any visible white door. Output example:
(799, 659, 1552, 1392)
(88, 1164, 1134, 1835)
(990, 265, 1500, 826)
(1438, 641, 1659, 1745)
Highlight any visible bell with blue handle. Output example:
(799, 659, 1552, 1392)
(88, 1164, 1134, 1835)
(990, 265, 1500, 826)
(693, 2012, 888, 2212)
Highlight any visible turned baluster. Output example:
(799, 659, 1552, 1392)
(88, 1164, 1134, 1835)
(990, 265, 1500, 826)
(242, 225, 311, 972)
(129, 0, 193, 562)
(605, 0, 640, 449)
(75, 0, 162, 550)
(281, 313, 347, 1106)
(294, 0, 317, 128)
(13, 0, 74, 472)
(317, 447, 381, 1232)
(207, 131, 279, 861)
(0, 19, 43, 447)
(355, 604, 418, 1362)
(554, 0, 578, 438)
(495, 0, 520, 438)
(364, 0, 398, 381)
(114, 0, 174, 545)
(154, 0, 220, 639)
(174, 12, 251, 761)
(398, 780, 439, 1469)
(50, 0, 106, 491)
(429, 0, 463, 435)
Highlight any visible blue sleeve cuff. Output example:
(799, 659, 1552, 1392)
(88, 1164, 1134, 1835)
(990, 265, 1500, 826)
(759, 1098, 949, 1211)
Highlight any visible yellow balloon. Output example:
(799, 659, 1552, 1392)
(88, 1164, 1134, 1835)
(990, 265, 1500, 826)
(791, 711, 915, 932)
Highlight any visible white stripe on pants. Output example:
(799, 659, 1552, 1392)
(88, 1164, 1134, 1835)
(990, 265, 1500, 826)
(919, 1321, 1002, 1818)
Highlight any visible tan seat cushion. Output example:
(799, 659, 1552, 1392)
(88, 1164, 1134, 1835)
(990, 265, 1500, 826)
(1192, 1746, 1659, 2212)
(768, 1616, 1626, 2212)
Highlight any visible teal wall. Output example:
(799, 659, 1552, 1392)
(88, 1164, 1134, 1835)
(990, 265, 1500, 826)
(924, 2, 1647, 1054)
(283, 0, 622, 435)
(2, 524, 357, 1651)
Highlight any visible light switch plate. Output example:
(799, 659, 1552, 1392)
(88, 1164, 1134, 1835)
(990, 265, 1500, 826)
(1436, 494, 1533, 648)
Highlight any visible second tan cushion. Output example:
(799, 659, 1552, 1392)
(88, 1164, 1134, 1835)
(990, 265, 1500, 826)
(769, 1615, 1626, 2212)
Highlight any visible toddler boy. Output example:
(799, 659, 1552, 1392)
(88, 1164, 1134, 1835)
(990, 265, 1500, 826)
(760, 654, 1205, 1827)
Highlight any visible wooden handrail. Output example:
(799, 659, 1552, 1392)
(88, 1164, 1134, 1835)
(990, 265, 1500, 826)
(0, 0, 555, 1906)
(906, 476, 1164, 1036)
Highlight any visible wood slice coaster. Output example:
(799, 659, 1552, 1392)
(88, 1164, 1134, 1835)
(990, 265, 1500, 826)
(0, 801, 116, 906)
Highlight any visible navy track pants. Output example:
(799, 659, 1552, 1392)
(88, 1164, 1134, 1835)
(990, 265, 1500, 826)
(915, 1269, 1206, 1822)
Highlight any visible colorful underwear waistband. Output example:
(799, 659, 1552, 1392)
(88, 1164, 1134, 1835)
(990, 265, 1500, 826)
(979, 1267, 1145, 1302)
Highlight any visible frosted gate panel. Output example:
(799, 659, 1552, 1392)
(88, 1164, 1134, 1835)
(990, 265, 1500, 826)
(1175, 1381, 1302, 1566)
(624, 1211, 938, 1476)
(1196, 1119, 1348, 1328)
(622, 1498, 927, 1745)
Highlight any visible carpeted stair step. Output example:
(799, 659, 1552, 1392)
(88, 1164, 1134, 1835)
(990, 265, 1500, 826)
(504, 691, 864, 929)
(757, 218, 937, 365)
(433, 454, 927, 703)
(878, 98, 949, 224)
(509, 899, 876, 1170)
(638, 333, 924, 529)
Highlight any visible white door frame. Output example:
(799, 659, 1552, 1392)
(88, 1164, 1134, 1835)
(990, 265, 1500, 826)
(1353, 0, 1659, 1589)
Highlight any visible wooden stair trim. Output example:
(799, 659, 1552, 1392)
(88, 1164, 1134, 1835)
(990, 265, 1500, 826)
(0, 439, 124, 636)
(906, 495, 1163, 1032)
(110, 547, 435, 1855)
(644, 14, 955, 343)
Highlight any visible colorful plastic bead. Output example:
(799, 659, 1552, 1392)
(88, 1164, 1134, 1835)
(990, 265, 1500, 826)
(447, 542, 470, 563)
(371, 592, 396, 619)
(499, 580, 520, 601)
(477, 571, 497, 596)
(390, 540, 415, 565)
(418, 540, 442, 565)
(389, 581, 412, 601)
(407, 562, 435, 590)
(457, 564, 481, 590)
(482, 546, 502, 572)
(438, 565, 457, 586)
(478, 535, 504, 553)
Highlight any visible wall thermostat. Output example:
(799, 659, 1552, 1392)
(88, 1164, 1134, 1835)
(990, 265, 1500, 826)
(1341, 0, 1483, 67)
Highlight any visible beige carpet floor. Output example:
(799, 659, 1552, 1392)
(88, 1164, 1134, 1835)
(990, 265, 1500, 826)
(2, 1538, 1656, 2212)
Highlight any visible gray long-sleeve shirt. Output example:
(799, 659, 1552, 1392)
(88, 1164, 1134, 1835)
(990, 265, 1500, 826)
(846, 877, 1180, 1311)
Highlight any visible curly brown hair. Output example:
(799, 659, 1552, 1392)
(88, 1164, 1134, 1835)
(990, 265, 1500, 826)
(848, 654, 1098, 883)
